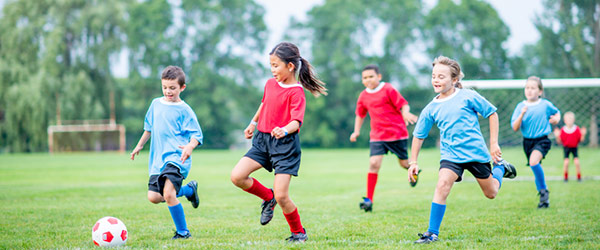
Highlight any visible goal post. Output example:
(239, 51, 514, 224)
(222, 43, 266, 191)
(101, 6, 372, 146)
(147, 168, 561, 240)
(462, 78, 600, 147)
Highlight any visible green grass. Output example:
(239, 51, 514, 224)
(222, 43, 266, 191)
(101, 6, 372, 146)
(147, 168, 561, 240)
(1, 147, 599, 249)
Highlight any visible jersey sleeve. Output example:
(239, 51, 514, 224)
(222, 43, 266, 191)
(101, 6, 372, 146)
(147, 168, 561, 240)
(545, 100, 560, 117)
(510, 102, 524, 127)
(355, 93, 368, 118)
(143, 100, 155, 132)
(468, 90, 497, 118)
(289, 89, 306, 126)
(182, 107, 204, 146)
(412, 105, 433, 139)
(387, 85, 408, 112)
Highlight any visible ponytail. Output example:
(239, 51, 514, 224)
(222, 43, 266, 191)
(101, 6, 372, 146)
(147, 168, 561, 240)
(270, 42, 327, 97)
(298, 57, 327, 97)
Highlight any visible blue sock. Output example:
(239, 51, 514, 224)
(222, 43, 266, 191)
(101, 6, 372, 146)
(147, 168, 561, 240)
(177, 184, 193, 198)
(530, 163, 547, 191)
(427, 202, 446, 235)
(168, 203, 189, 235)
(492, 165, 505, 189)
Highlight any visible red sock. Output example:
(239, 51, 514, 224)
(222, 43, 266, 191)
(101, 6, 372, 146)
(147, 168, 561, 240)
(367, 172, 378, 200)
(564, 172, 568, 180)
(284, 208, 304, 233)
(243, 178, 273, 201)
(577, 172, 581, 180)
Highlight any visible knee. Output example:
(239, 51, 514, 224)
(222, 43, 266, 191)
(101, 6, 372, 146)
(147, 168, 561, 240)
(368, 160, 381, 172)
(484, 190, 498, 199)
(147, 194, 162, 204)
(163, 191, 177, 202)
(274, 192, 290, 205)
(230, 172, 246, 187)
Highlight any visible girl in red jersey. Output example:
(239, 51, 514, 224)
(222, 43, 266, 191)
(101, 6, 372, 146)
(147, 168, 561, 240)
(553, 111, 587, 182)
(230, 42, 327, 243)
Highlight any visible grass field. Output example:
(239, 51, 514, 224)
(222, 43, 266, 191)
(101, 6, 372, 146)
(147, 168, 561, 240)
(1, 147, 599, 249)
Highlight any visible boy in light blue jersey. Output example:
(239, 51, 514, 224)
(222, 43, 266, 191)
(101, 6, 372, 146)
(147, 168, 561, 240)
(511, 76, 560, 209)
(408, 56, 516, 244)
(130, 66, 203, 239)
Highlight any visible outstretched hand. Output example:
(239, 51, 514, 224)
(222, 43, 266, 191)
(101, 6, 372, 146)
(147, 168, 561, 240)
(130, 146, 143, 160)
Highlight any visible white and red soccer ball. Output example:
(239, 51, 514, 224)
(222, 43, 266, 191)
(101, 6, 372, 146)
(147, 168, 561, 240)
(92, 216, 128, 247)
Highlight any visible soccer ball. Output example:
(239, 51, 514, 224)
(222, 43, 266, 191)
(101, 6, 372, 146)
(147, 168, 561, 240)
(92, 216, 128, 247)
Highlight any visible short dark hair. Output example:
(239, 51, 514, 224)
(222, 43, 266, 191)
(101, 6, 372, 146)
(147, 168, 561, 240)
(362, 64, 380, 74)
(161, 66, 186, 87)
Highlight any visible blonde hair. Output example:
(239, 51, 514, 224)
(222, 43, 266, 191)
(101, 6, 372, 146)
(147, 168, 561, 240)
(432, 56, 464, 88)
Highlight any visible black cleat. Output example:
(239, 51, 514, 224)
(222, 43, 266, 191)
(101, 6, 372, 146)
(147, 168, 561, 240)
(286, 228, 307, 243)
(537, 189, 549, 208)
(186, 180, 199, 209)
(172, 231, 191, 239)
(414, 231, 438, 244)
(410, 169, 422, 187)
(496, 159, 517, 179)
(260, 189, 277, 225)
(359, 197, 373, 212)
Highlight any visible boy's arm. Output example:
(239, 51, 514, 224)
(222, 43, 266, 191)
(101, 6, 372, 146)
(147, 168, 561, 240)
(130, 131, 151, 160)
(245, 103, 263, 139)
(179, 138, 199, 164)
(408, 137, 424, 182)
(350, 115, 365, 142)
(553, 128, 562, 145)
(401, 104, 418, 125)
(580, 127, 587, 141)
(488, 112, 501, 163)
(549, 112, 561, 125)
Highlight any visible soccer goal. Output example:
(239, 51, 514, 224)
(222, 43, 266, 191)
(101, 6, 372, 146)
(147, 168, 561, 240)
(47, 92, 126, 153)
(462, 78, 600, 147)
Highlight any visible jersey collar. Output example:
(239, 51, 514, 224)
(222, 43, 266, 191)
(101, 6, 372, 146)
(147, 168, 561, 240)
(523, 99, 542, 106)
(277, 81, 303, 88)
(160, 97, 185, 105)
(365, 82, 385, 93)
(563, 125, 578, 134)
(432, 88, 461, 103)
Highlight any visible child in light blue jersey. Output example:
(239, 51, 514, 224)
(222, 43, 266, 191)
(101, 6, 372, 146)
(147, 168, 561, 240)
(511, 76, 560, 209)
(130, 66, 204, 239)
(408, 56, 516, 244)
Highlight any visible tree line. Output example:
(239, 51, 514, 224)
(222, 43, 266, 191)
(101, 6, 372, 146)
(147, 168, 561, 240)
(0, 0, 597, 152)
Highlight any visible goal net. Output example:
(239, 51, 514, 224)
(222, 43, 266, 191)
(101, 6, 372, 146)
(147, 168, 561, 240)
(462, 78, 600, 147)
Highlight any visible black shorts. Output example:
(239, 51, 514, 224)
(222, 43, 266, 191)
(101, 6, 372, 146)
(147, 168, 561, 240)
(148, 163, 184, 196)
(523, 136, 552, 165)
(369, 139, 408, 159)
(440, 160, 492, 182)
(563, 147, 578, 158)
(244, 131, 302, 176)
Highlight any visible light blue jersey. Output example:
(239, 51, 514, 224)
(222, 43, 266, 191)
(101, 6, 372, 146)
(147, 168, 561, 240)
(413, 89, 497, 163)
(144, 97, 203, 178)
(510, 99, 559, 139)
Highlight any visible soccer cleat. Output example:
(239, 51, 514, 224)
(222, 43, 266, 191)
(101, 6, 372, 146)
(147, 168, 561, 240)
(186, 181, 199, 209)
(537, 189, 549, 208)
(172, 231, 191, 239)
(410, 169, 422, 187)
(359, 197, 373, 212)
(496, 159, 517, 179)
(286, 228, 308, 243)
(260, 189, 277, 225)
(414, 231, 438, 244)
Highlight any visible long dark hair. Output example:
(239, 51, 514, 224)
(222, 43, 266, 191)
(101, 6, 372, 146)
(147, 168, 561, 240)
(270, 42, 327, 97)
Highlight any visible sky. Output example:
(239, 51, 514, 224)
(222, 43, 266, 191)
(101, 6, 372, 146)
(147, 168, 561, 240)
(255, 0, 544, 55)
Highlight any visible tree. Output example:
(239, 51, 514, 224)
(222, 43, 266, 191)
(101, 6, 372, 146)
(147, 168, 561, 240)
(423, 0, 512, 79)
(287, 0, 424, 147)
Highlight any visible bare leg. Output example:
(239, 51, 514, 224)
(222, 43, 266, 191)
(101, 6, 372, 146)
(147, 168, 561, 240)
(163, 178, 179, 206)
(368, 155, 384, 173)
(231, 157, 264, 189)
(273, 174, 295, 214)
(432, 169, 459, 204)
(476, 175, 500, 199)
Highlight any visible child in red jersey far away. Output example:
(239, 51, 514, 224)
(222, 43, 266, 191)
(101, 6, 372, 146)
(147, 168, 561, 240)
(350, 64, 418, 212)
(230, 42, 327, 243)
(554, 111, 587, 182)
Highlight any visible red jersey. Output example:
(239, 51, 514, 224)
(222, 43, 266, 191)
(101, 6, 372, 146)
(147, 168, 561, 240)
(355, 82, 409, 141)
(560, 125, 582, 148)
(257, 78, 306, 133)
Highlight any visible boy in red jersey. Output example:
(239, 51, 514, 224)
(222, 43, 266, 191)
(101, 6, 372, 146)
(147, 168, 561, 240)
(554, 111, 587, 182)
(350, 64, 418, 212)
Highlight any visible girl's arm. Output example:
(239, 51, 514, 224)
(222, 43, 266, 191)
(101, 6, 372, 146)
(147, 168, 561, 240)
(512, 106, 527, 131)
(130, 131, 151, 160)
(488, 112, 501, 163)
(401, 104, 418, 125)
(244, 103, 263, 139)
(549, 113, 561, 125)
(408, 137, 424, 182)
(350, 115, 365, 142)
(271, 120, 300, 139)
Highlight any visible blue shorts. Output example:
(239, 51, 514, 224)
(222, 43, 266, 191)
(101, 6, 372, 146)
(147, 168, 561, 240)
(369, 139, 408, 159)
(244, 131, 302, 176)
